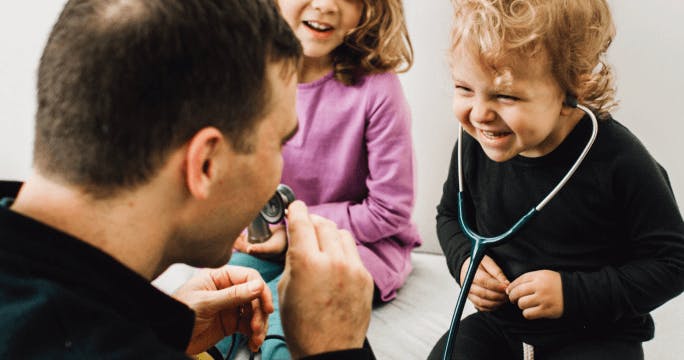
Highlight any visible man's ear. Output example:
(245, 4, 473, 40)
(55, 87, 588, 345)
(184, 127, 225, 200)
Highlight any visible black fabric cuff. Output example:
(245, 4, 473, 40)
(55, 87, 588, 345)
(300, 338, 375, 360)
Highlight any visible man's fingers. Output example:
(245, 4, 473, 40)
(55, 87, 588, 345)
(338, 230, 362, 264)
(247, 299, 268, 352)
(311, 215, 343, 255)
(286, 201, 319, 253)
(206, 280, 265, 311)
(209, 265, 262, 290)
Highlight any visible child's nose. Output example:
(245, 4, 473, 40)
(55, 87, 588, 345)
(470, 100, 496, 123)
(311, 0, 339, 13)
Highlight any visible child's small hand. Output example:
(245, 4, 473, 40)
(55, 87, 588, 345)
(460, 255, 510, 311)
(234, 225, 288, 260)
(507, 270, 564, 320)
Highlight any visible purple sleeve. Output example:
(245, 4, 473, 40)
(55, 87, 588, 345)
(308, 75, 416, 245)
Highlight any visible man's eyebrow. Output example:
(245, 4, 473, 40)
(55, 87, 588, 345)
(282, 122, 299, 145)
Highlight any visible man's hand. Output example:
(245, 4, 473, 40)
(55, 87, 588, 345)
(507, 269, 564, 319)
(173, 266, 274, 355)
(278, 201, 373, 359)
(233, 225, 288, 260)
(460, 255, 510, 311)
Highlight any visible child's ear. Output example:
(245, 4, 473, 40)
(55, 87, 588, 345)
(184, 127, 225, 200)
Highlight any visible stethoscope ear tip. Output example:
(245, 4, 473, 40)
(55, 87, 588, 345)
(564, 95, 579, 108)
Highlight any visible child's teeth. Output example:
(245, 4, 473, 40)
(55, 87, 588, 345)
(307, 21, 331, 31)
(483, 130, 508, 138)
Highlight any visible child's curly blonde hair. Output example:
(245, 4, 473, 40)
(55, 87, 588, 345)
(334, 0, 413, 85)
(451, 0, 617, 118)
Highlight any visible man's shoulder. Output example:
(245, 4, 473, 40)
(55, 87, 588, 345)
(0, 273, 188, 359)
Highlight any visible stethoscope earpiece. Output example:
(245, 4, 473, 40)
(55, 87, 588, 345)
(564, 94, 579, 108)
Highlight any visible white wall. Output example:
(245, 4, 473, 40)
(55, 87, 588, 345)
(0, 1, 67, 181)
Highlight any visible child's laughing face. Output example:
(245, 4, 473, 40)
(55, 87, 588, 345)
(451, 43, 581, 162)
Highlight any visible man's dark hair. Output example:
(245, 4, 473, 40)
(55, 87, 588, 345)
(34, 0, 301, 196)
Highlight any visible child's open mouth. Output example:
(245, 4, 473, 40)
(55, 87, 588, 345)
(303, 20, 334, 33)
(480, 129, 512, 139)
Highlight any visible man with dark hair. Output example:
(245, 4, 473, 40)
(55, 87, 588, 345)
(0, 0, 374, 359)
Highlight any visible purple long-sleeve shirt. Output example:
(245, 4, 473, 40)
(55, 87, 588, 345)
(281, 71, 422, 301)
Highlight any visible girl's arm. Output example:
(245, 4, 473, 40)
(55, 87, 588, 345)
(307, 74, 416, 245)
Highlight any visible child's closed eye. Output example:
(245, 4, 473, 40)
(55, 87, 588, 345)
(495, 93, 520, 102)
(454, 85, 473, 94)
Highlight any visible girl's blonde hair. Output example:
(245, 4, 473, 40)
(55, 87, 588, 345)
(451, 0, 617, 117)
(334, 0, 413, 85)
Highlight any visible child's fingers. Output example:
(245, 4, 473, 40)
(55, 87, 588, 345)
(480, 255, 509, 286)
(247, 233, 286, 255)
(521, 304, 545, 320)
(473, 266, 507, 293)
(507, 277, 534, 303)
(516, 293, 540, 311)
(467, 290, 505, 311)
(233, 233, 249, 253)
(468, 282, 507, 302)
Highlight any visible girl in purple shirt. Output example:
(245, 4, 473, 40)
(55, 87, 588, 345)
(218, 0, 421, 358)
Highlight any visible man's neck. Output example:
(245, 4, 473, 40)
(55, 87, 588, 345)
(11, 172, 174, 280)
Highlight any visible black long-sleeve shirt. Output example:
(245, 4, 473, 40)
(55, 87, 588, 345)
(437, 115, 684, 346)
(0, 181, 373, 359)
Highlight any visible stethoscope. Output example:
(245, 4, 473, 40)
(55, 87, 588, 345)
(442, 97, 598, 360)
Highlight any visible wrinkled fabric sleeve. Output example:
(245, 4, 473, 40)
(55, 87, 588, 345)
(436, 140, 472, 284)
(561, 150, 684, 324)
(308, 75, 416, 245)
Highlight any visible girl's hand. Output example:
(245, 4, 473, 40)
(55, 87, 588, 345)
(460, 255, 510, 311)
(507, 270, 564, 319)
(233, 225, 288, 260)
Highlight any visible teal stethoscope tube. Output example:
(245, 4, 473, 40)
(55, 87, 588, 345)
(442, 102, 598, 360)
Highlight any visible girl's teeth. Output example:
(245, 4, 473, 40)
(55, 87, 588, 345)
(305, 21, 332, 31)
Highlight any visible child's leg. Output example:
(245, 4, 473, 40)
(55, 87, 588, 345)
(228, 251, 284, 282)
(214, 252, 286, 359)
(536, 338, 643, 360)
(427, 312, 522, 360)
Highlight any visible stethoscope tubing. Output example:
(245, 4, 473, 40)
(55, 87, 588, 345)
(443, 104, 598, 360)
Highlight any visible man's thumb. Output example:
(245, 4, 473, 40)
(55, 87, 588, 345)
(205, 280, 265, 310)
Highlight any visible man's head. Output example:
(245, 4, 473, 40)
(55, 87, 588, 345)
(30, 0, 301, 269)
(35, 0, 301, 198)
